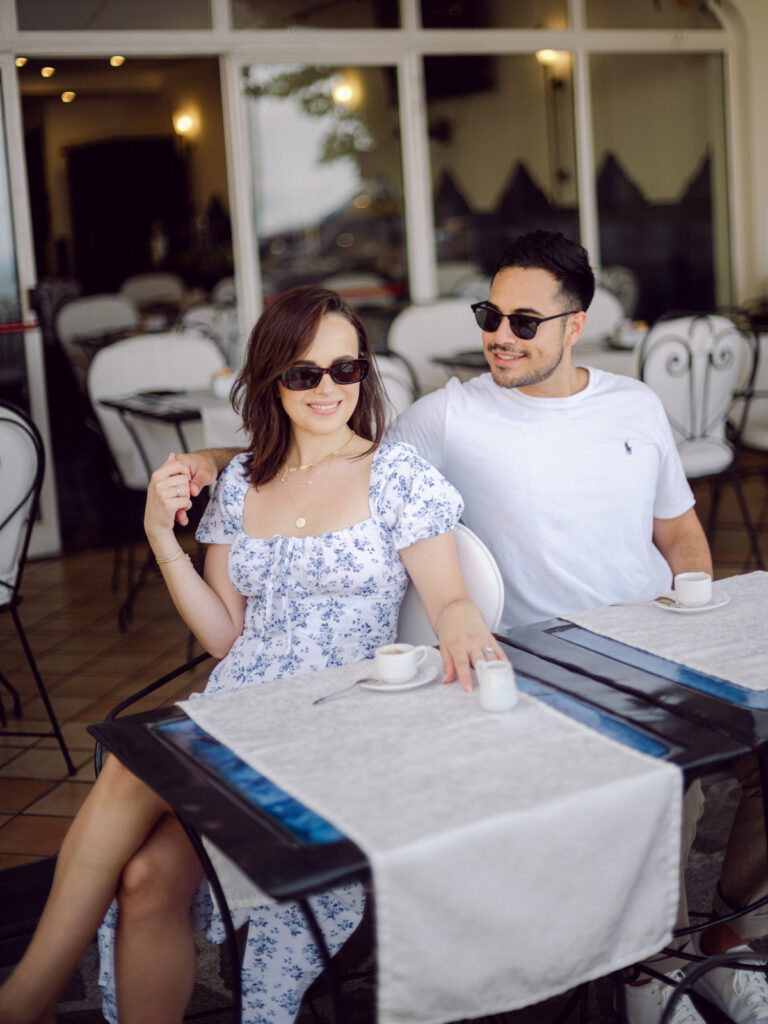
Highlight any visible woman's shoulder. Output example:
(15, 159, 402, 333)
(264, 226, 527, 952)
(371, 441, 460, 500)
(372, 439, 430, 473)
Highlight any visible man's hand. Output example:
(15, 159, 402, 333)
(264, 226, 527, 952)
(174, 451, 224, 525)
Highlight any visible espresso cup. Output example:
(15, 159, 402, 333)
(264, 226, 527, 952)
(375, 643, 430, 684)
(674, 571, 713, 608)
(476, 659, 518, 713)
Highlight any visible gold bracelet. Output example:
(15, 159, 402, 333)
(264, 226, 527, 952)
(155, 550, 191, 566)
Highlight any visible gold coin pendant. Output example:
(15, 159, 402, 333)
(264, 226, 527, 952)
(296, 517, 306, 528)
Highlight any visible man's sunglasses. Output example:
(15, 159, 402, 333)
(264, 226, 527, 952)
(280, 358, 369, 391)
(471, 302, 581, 341)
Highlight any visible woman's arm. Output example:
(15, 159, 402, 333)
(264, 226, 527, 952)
(145, 454, 245, 659)
(398, 531, 506, 693)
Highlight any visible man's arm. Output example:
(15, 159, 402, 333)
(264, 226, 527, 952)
(175, 447, 244, 525)
(652, 507, 713, 579)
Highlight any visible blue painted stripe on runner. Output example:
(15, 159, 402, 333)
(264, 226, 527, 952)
(556, 626, 768, 710)
(517, 673, 670, 757)
(154, 717, 345, 844)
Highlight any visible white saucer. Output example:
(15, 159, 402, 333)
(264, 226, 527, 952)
(656, 594, 730, 614)
(360, 662, 440, 693)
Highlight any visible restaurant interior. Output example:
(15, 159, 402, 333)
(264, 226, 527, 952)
(4, 0, 768, 1021)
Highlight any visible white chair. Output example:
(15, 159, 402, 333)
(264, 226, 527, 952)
(178, 303, 240, 367)
(598, 265, 640, 319)
(55, 293, 141, 390)
(0, 402, 75, 773)
(88, 333, 227, 626)
(374, 352, 419, 426)
(119, 272, 186, 313)
(581, 285, 624, 343)
(638, 312, 763, 569)
(387, 300, 477, 395)
(397, 523, 504, 646)
(210, 276, 236, 305)
(436, 261, 484, 297)
(88, 332, 226, 491)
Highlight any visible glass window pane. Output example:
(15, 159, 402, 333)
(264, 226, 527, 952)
(232, 1, 398, 29)
(591, 53, 730, 321)
(243, 64, 407, 340)
(0, 81, 27, 414)
(425, 53, 578, 296)
(16, 0, 211, 30)
(586, 0, 720, 30)
(420, 0, 567, 29)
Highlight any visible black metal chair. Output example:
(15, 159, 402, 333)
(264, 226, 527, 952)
(0, 401, 75, 774)
(638, 310, 764, 570)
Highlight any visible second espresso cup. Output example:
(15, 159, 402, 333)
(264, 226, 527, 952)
(674, 571, 713, 607)
(375, 643, 430, 683)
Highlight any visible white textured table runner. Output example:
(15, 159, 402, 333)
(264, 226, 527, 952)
(179, 650, 681, 1024)
(567, 571, 768, 691)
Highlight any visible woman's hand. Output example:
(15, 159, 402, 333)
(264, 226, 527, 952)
(399, 532, 508, 693)
(434, 599, 507, 692)
(144, 453, 193, 555)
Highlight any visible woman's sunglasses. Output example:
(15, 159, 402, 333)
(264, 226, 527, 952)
(471, 302, 580, 341)
(280, 357, 369, 391)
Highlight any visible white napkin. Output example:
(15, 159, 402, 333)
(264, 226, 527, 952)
(179, 653, 681, 1023)
(567, 571, 768, 692)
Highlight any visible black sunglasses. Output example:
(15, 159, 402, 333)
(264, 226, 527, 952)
(471, 302, 581, 341)
(280, 357, 369, 391)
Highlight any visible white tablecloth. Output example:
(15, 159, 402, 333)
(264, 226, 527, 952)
(567, 571, 768, 692)
(179, 649, 681, 1024)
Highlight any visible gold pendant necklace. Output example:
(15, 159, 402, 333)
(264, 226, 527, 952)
(282, 431, 355, 530)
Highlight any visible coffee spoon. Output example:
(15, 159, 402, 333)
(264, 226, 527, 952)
(313, 677, 378, 705)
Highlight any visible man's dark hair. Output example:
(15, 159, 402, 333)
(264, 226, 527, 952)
(492, 230, 595, 311)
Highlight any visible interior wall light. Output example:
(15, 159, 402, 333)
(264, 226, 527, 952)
(331, 72, 362, 109)
(109, 56, 125, 67)
(61, 91, 76, 103)
(172, 108, 199, 139)
(15, 57, 27, 68)
(41, 66, 55, 78)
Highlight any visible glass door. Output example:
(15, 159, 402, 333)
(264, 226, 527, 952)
(0, 56, 60, 556)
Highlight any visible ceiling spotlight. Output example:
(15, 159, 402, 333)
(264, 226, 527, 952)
(61, 91, 76, 103)
(15, 57, 27, 68)
(109, 56, 125, 67)
(41, 66, 55, 78)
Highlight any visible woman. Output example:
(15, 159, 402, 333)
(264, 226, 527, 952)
(0, 286, 504, 1024)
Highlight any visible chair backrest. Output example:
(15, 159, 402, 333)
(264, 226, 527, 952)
(0, 402, 44, 601)
(210, 276, 236, 305)
(638, 312, 758, 475)
(178, 303, 240, 366)
(374, 352, 419, 426)
(597, 265, 640, 319)
(397, 523, 504, 646)
(119, 272, 185, 310)
(387, 300, 477, 395)
(580, 285, 624, 343)
(87, 332, 226, 491)
(55, 294, 141, 344)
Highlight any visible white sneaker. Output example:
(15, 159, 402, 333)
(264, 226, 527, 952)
(622, 970, 707, 1024)
(692, 944, 768, 1023)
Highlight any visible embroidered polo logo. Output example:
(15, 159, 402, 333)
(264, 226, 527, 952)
(625, 441, 632, 455)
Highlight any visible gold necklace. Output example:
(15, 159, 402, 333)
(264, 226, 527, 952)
(281, 431, 355, 529)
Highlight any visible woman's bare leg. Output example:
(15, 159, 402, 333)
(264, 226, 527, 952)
(0, 756, 173, 1024)
(114, 815, 204, 1024)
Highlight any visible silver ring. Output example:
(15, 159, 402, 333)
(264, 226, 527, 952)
(175, 485, 181, 497)
(483, 646, 494, 657)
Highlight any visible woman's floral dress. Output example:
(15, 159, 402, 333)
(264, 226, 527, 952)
(98, 441, 462, 1024)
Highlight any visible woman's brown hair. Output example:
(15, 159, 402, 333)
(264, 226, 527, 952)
(232, 285, 388, 486)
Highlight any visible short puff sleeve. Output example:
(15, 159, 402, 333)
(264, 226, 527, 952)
(195, 454, 249, 544)
(372, 442, 463, 550)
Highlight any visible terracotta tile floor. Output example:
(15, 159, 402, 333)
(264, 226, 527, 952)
(0, 454, 767, 868)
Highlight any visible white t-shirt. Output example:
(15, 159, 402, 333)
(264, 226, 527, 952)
(387, 368, 694, 629)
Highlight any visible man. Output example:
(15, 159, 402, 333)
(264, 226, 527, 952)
(179, 231, 767, 1024)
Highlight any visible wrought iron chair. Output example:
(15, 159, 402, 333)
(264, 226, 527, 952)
(638, 311, 764, 570)
(0, 401, 75, 773)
